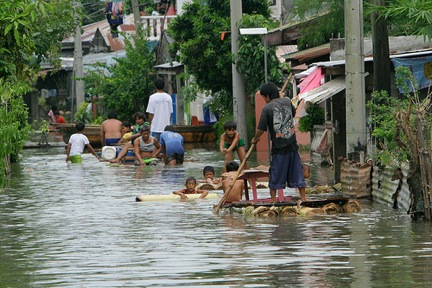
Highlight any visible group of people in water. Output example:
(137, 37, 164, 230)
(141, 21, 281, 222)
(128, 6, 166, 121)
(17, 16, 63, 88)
(65, 79, 308, 203)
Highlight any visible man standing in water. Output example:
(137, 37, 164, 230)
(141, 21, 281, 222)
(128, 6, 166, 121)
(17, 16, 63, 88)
(100, 110, 123, 146)
(252, 82, 307, 202)
(146, 78, 173, 142)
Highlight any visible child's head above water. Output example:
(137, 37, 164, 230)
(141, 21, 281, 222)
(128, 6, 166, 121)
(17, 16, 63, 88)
(185, 176, 197, 191)
(226, 161, 239, 172)
(203, 166, 215, 179)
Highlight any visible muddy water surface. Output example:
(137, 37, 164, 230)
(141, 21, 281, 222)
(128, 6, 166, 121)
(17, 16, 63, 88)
(1, 145, 431, 287)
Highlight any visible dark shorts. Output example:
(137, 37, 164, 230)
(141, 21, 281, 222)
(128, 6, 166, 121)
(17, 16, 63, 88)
(224, 138, 245, 151)
(105, 138, 121, 146)
(166, 153, 184, 165)
(269, 152, 306, 190)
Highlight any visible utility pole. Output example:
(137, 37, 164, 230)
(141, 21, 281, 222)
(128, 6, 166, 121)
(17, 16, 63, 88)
(73, 1, 84, 116)
(345, 0, 366, 161)
(131, 0, 141, 31)
(230, 0, 248, 146)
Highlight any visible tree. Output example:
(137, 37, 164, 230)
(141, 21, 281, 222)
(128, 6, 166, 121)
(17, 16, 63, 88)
(289, 0, 346, 49)
(367, 0, 432, 38)
(168, 0, 282, 115)
(0, 0, 75, 184)
(367, 66, 431, 219)
(82, 32, 156, 123)
(236, 14, 284, 96)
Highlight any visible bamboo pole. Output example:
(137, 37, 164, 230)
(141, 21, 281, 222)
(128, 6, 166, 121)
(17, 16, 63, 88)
(213, 143, 256, 213)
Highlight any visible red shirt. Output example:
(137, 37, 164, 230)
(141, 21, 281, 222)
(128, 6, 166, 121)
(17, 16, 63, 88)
(56, 116, 67, 123)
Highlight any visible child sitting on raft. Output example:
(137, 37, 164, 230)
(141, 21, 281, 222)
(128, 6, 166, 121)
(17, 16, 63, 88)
(110, 125, 160, 165)
(202, 166, 222, 185)
(221, 161, 244, 203)
(117, 121, 132, 145)
(173, 176, 209, 200)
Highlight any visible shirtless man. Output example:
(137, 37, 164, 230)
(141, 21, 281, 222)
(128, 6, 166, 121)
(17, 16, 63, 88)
(100, 110, 122, 146)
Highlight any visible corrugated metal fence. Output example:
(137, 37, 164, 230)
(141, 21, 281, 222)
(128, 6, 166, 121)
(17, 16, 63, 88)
(340, 160, 411, 213)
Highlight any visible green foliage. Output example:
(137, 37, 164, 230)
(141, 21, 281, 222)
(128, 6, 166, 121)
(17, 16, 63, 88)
(236, 15, 285, 96)
(289, 0, 379, 49)
(74, 102, 92, 124)
(0, 79, 32, 185)
(290, 0, 432, 50)
(367, 89, 408, 165)
(168, 1, 232, 94)
(0, 0, 75, 184)
(34, 119, 50, 133)
(168, 0, 272, 114)
(366, 0, 432, 38)
(81, 0, 106, 25)
(298, 103, 325, 132)
(82, 32, 156, 122)
(0, 0, 75, 80)
(366, 66, 428, 167)
(289, 0, 346, 49)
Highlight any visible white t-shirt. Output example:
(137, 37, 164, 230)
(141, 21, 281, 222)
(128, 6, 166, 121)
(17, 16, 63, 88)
(69, 133, 90, 156)
(146, 92, 173, 133)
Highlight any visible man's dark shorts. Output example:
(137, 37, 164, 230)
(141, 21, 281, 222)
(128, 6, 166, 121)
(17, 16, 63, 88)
(105, 138, 121, 146)
(269, 152, 306, 190)
(167, 153, 184, 164)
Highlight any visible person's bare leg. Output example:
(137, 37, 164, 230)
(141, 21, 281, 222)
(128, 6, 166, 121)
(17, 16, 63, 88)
(270, 188, 277, 203)
(110, 146, 128, 163)
(298, 187, 307, 202)
(223, 151, 233, 172)
(237, 147, 249, 169)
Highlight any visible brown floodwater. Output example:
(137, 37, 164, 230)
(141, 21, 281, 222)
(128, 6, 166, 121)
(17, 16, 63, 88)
(1, 144, 431, 287)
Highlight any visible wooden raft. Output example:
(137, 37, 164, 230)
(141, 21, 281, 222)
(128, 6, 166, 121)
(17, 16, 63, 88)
(221, 194, 361, 217)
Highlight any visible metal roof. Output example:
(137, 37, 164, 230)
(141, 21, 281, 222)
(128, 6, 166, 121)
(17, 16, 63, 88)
(311, 48, 432, 68)
(299, 77, 345, 104)
(154, 61, 183, 69)
(282, 43, 330, 64)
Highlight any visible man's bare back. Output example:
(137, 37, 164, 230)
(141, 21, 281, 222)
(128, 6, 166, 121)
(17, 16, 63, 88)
(100, 112, 122, 146)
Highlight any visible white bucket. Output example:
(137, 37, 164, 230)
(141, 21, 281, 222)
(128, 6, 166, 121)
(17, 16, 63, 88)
(101, 146, 117, 160)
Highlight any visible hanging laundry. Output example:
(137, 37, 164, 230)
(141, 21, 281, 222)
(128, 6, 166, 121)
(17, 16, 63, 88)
(105, 1, 125, 38)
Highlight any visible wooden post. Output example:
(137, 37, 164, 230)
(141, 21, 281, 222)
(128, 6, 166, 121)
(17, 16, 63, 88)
(416, 117, 432, 220)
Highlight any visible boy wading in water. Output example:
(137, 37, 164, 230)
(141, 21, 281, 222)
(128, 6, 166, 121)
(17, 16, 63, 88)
(66, 122, 100, 163)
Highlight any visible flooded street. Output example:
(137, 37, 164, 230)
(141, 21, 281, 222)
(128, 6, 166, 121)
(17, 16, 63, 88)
(1, 145, 432, 287)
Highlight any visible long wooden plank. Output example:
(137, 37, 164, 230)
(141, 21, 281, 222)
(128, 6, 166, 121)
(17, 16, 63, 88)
(135, 193, 220, 202)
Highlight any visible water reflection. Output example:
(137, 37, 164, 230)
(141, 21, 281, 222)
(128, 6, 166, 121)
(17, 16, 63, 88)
(0, 146, 431, 286)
